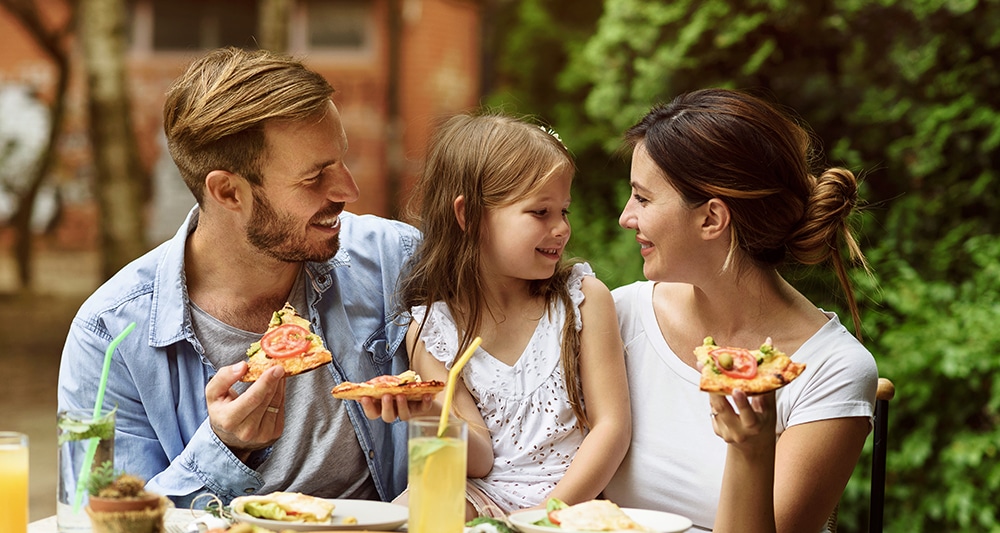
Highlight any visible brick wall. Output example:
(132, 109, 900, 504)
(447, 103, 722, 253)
(0, 0, 482, 253)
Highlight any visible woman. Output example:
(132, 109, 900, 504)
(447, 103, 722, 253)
(603, 88, 878, 533)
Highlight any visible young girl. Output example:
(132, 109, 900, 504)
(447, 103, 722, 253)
(397, 113, 631, 518)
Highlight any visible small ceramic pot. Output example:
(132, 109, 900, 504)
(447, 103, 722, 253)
(88, 493, 162, 513)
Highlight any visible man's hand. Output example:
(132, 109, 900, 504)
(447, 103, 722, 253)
(359, 393, 435, 423)
(206, 361, 286, 461)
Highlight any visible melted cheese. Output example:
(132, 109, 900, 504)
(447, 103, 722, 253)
(553, 500, 648, 531)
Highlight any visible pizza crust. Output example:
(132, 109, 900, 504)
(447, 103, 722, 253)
(241, 303, 333, 382)
(695, 337, 806, 395)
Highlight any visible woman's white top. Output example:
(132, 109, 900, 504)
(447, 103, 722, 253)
(603, 281, 878, 531)
(411, 262, 593, 513)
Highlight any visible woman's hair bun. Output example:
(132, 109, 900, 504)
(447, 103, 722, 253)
(786, 167, 860, 266)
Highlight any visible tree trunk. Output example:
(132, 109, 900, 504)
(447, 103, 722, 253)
(385, 0, 403, 218)
(0, 0, 74, 292)
(257, 0, 291, 52)
(79, 0, 147, 280)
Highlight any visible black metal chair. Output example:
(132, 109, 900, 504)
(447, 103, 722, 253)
(868, 378, 896, 533)
(824, 377, 895, 533)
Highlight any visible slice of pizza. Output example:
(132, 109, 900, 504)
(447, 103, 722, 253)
(240, 303, 332, 382)
(231, 491, 335, 523)
(546, 498, 650, 531)
(694, 336, 805, 395)
(331, 370, 445, 400)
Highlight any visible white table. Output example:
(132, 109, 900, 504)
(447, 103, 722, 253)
(29, 508, 206, 533)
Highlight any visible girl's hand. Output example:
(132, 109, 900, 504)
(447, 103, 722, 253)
(359, 393, 435, 423)
(709, 389, 777, 451)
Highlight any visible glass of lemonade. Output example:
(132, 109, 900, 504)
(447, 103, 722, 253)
(0, 432, 29, 533)
(57, 408, 116, 532)
(408, 416, 468, 533)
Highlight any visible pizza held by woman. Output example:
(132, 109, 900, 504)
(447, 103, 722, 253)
(695, 336, 806, 395)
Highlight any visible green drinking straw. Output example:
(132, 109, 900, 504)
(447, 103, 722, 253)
(72, 321, 136, 513)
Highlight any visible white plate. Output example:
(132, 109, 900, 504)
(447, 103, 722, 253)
(508, 507, 693, 533)
(231, 498, 408, 531)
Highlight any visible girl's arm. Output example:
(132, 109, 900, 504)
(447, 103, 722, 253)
(710, 392, 869, 533)
(546, 275, 631, 505)
(406, 321, 495, 478)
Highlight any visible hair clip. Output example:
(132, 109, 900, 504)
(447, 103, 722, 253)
(538, 125, 563, 145)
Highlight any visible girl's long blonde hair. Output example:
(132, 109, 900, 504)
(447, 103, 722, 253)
(398, 112, 589, 428)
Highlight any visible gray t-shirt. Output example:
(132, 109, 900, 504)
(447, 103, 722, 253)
(191, 270, 379, 499)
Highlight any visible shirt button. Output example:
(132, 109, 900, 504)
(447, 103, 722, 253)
(244, 487, 256, 494)
(318, 275, 328, 284)
(369, 450, 376, 459)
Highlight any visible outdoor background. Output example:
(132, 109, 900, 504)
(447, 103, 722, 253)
(2, 1, 999, 532)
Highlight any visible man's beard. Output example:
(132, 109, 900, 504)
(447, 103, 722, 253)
(246, 189, 341, 263)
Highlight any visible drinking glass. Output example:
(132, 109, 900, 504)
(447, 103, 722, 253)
(408, 416, 468, 533)
(57, 408, 116, 533)
(0, 432, 29, 533)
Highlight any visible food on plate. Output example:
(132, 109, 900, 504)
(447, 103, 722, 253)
(331, 370, 445, 400)
(241, 303, 333, 382)
(467, 516, 516, 533)
(206, 524, 281, 533)
(231, 491, 335, 523)
(695, 336, 806, 395)
(536, 498, 650, 531)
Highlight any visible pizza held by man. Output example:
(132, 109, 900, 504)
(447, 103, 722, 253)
(241, 303, 333, 382)
(695, 336, 806, 395)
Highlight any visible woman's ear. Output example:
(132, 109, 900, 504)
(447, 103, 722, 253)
(204, 170, 249, 212)
(453, 195, 467, 231)
(699, 198, 731, 241)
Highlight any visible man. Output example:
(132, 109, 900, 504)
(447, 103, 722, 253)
(58, 47, 426, 507)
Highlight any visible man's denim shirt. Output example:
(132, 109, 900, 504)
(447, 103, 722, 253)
(57, 207, 420, 507)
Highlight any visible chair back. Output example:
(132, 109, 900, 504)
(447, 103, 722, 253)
(868, 377, 896, 533)
(825, 377, 895, 533)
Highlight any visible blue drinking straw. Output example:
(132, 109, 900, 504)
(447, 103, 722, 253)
(72, 321, 136, 513)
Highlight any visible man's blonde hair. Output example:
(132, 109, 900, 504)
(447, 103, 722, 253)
(163, 47, 334, 203)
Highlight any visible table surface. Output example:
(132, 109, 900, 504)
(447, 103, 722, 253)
(28, 508, 412, 533)
(29, 508, 206, 533)
(29, 507, 700, 533)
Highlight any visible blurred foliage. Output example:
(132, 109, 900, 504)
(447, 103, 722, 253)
(485, 0, 1000, 531)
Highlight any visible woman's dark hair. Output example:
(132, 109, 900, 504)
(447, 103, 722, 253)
(627, 88, 869, 337)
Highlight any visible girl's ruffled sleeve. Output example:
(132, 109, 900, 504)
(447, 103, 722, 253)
(567, 262, 595, 332)
(410, 302, 460, 369)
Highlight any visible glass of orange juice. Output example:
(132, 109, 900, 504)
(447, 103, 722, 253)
(408, 416, 467, 533)
(0, 432, 29, 533)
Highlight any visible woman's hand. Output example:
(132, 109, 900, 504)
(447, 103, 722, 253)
(709, 389, 776, 452)
(711, 389, 778, 533)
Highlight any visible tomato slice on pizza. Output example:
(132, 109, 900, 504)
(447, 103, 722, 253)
(330, 370, 445, 400)
(260, 324, 312, 359)
(694, 336, 805, 395)
(241, 303, 333, 382)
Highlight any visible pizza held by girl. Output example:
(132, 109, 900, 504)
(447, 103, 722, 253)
(396, 112, 631, 518)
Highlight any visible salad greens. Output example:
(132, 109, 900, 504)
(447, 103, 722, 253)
(531, 498, 569, 528)
(466, 516, 516, 533)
